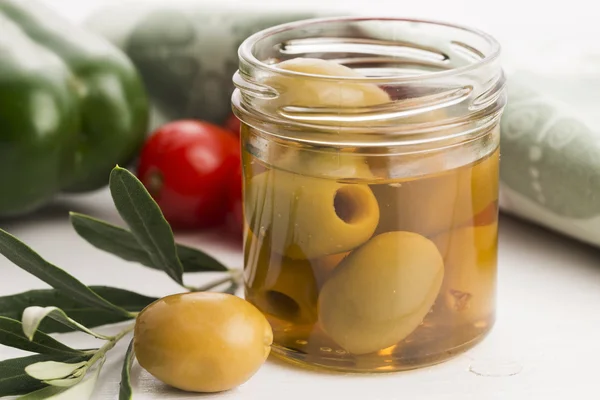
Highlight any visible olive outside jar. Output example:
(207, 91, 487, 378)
(232, 17, 506, 372)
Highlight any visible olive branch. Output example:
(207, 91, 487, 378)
(0, 166, 237, 399)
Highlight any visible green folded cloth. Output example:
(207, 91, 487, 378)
(500, 71, 600, 247)
(87, 6, 600, 247)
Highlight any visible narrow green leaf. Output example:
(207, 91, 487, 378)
(119, 340, 135, 400)
(0, 354, 90, 397)
(18, 358, 104, 399)
(25, 361, 87, 381)
(177, 245, 228, 273)
(0, 287, 156, 334)
(70, 213, 228, 273)
(0, 317, 83, 356)
(0, 229, 130, 316)
(109, 166, 184, 284)
(22, 307, 112, 341)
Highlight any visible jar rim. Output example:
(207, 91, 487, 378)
(238, 16, 502, 83)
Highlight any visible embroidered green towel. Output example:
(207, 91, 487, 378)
(500, 71, 600, 247)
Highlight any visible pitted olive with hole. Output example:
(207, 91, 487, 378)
(318, 231, 444, 355)
(244, 230, 319, 324)
(433, 223, 498, 322)
(245, 169, 380, 259)
(134, 292, 273, 393)
(252, 257, 319, 324)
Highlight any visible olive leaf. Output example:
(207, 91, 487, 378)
(0, 317, 84, 356)
(70, 213, 228, 273)
(25, 361, 88, 381)
(177, 244, 229, 273)
(109, 166, 184, 285)
(0, 229, 130, 316)
(18, 358, 105, 399)
(0, 354, 90, 397)
(0, 287, 156, 334)
(119, 340, 135, 400)
(22, 307, 112, 341)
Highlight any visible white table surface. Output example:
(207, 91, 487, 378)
(3, 1, 600, 399)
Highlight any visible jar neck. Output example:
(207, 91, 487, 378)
(232, 17, 506, 152)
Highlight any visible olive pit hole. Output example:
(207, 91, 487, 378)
(334, 186, 369, 224)
(265, 290, 301, 319)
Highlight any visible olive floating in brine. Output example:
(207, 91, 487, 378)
(249, 255, 320, 325)
(263, 57, 391, 109)
(245, 169, 380, 259)
(318, 231, 444, 355)
(433, 223, 498, 323)
(373, 147, 500, 237)
(256, 57, 389, 180)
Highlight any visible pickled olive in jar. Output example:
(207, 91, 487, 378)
(469, 146, 500, 219)
(277, 149, 375, 181)
(372, 172, 461, 237)
(244, 231, 319, 324)
(261, 58, 389, 180)
(373, 147, 500, 237)
(251, 258, 319, 324)
(245, 169, 380, 259)
(265, 58, 391, 109)
(312, 251, 349, 289)
(433, 223, 498, 322)
(318, 232, 444, 355)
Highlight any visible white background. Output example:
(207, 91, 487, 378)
(40, 0, 600, 71)
(1, 1, 600, 399)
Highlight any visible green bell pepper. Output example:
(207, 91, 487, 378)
(0, 0, 148, 216)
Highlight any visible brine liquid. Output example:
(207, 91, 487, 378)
(243, 145, 499, 372)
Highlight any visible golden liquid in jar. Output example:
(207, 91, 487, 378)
(243, 134, 499, 372)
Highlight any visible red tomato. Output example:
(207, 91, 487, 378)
(226, 164, 243, 235)
(137, 120, 241, 230)
(224, 113, 241, 135)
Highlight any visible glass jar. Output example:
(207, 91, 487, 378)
(232, 17, 505, 372)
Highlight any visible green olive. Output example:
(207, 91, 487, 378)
(277, 149, 374, 181)
(318, 231, 444, 355)
(245, 169, 380, 259)
(433, 223, 497, 322)
(372, 172, 462, 237)
(470, 147, 499, 218)
(373, 147, 499, 237)
(134, 292, 273, 393)
(311, 251, 349, 289)
(249, 255, 319, 324)
(263, 58, 390, 109)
